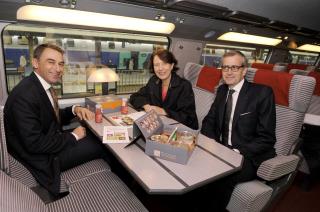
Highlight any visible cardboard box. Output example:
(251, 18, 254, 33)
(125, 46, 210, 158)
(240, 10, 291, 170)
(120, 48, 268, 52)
(85, 95, 122, 114)
(134, 111, 197, 164)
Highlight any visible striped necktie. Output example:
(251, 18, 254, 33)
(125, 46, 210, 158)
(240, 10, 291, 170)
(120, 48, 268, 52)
(49, 87, 60, 123)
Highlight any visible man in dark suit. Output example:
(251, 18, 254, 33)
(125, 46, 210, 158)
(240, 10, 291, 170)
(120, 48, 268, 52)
(201, 50, 276, 210)
(4, 44, 108, 196)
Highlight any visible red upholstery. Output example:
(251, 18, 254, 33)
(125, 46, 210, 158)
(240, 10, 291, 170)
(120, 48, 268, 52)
(251, 63, 274, 70)
(196, 66, 222, 93)
(308, 72, 320, 96)
(287, 64, 308, 71)
(257, 68, 272, 72)
(253, 70, 293, 106)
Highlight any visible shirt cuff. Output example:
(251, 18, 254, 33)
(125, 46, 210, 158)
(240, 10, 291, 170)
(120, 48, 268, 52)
(72, 105, 81, 115)
(71, 132, 79, 141)
(233, 148, 240, 154)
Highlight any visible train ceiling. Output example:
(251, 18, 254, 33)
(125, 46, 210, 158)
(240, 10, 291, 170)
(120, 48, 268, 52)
(0, 0, 319, 45)
(107, 0, 320, 39)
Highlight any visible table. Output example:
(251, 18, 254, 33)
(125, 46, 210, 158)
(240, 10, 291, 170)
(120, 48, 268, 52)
(86, 111, 243, 194)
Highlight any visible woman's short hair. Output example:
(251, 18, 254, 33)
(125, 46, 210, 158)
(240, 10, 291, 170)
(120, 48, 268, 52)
(149, 49, 179, 73)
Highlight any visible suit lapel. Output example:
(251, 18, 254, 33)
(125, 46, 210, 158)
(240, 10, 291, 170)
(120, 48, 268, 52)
(232, 80, 250, 128)
(218, 85, 228, 130)
(30, 72, 57, 122)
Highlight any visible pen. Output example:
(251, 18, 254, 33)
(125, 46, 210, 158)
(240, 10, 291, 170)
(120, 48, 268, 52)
(168, 122, 179, 125)
(167, 126, 178, 143)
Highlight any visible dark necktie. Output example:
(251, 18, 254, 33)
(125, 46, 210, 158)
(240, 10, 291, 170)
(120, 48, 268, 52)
(49, 87, 60, 123)
(222, 89, 235, 146)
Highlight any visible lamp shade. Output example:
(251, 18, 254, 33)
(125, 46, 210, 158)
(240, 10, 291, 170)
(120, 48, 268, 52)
(87, 68, 119, 83)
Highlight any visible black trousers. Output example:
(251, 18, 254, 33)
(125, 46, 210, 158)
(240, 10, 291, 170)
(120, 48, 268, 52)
(57, 130, 110, 172)
(301, 124, 320, 178)
(191, 157, 257, 212)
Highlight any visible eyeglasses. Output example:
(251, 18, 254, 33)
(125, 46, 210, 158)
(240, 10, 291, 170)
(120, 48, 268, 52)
(221, 65, 244, 72)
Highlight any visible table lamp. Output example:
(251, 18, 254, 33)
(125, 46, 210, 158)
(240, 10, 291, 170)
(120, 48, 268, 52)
(87, 67, 119, 95)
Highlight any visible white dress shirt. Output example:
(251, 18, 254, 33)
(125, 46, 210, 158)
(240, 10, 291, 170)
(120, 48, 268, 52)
(34, 72, 79, 140)
(227, 79, 245, 146)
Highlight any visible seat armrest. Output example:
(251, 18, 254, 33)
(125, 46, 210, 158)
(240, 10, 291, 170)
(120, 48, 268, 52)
(257, 155, 300, 181)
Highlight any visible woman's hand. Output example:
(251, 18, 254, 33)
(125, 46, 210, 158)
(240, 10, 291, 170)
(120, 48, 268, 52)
(143, 104, 167, 116)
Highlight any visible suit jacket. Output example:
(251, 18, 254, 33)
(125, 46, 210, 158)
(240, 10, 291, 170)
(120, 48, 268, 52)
(4, 72, 77, 195)
(130, 72, 198, 130)
(201, 80, 276, 167)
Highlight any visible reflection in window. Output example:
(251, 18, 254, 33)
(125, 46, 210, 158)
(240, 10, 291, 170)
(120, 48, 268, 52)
(201, 44, 269, 67)
(289, 51, 319, 65)
(3, 24, 168, 98)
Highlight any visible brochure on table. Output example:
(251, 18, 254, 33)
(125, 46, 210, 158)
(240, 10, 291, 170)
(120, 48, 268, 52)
(105, 111, 146, 128)
(103, 126, 130, 144)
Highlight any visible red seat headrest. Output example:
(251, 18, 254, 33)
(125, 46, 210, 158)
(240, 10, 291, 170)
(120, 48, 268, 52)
(287, 64, 308, 71)
(196, 66, 222, 93)
(253, 70, 293, 106)
(251, 63, 274, 70)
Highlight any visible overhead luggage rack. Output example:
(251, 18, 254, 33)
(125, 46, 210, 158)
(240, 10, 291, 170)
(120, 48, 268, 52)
(166, 0, 230, 18)
(223, 11, 270, 26)
(266, 20, 297, 32)
(293, 27, 319, 37)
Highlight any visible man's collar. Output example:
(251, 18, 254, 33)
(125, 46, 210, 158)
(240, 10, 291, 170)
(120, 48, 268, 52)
(34, 71, 51, 90)
(229, 79, 245, 92)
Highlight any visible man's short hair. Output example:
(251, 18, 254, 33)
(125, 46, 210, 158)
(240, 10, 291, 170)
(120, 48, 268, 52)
(222, 50, 248, 67)
(33, 43, 64, 60)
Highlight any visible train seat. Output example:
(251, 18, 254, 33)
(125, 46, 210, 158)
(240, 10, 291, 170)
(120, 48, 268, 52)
(251, 63, 288, 72)
(289, 69, 311, 76)
(0, 106, 147, 211)
(0, 105, 111, 191)
(183, 63, 222, 128)
(273, 64, 287, 72)
(0, 169, 147, 212)
(294, 71, 320, 177)
(227, 69, 315, 212)
(251, 63, 274, 70)
(287, 63, 310, 71)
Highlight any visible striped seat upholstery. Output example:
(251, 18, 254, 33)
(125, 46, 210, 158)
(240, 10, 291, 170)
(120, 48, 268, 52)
(0, 169, 148, 212)
(0, 106, 9, 174)
(287, 69, 320, 174)
(183, 62, 203, 86)
(307, 96, 320, 115)
(227, 69, 315, 212)
(0, 106, 110, 191)
(48, 170, 148, 212)
(1, 106, 147, 211)
(0, 170, 46, 212)
(184, 63, 221, 128)
(192, 87, 215, 129)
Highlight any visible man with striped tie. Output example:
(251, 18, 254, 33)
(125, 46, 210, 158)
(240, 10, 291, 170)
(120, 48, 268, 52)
(4, 44, 108, 196)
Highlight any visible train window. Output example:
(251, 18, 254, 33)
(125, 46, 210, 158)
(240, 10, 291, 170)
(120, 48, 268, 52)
(201, 44, 270, 67)
(2, 24, 168, 98)
(289, 50, 319, 65)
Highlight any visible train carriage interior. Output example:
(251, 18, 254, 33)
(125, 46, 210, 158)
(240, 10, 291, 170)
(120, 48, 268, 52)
(0, 0, 319, 211)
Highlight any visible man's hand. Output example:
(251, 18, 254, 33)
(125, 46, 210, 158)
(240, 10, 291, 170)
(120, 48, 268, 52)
(75, 106, 94, 121)
(72, 126, 87, 140)
(143, 104, 167, 116)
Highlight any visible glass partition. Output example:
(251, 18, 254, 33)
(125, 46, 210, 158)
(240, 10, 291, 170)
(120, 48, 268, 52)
(289, 50, 319, 65)
(2, 24, 168, 98)
(201, 43, 270, 67)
